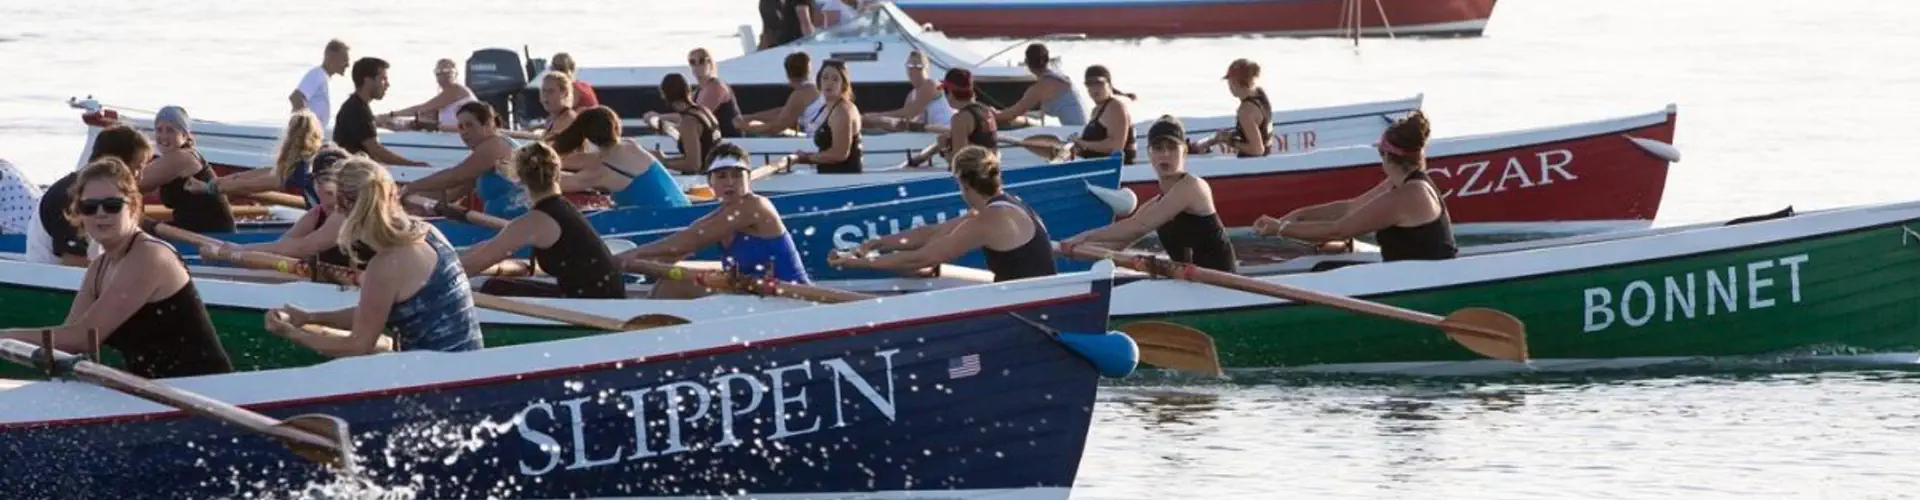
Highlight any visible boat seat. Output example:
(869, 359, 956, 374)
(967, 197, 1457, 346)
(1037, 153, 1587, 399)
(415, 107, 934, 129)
(0, 378, 29, 392)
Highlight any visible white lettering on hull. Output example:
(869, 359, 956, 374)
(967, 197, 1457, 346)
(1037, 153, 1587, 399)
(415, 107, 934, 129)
(1583, 254, 1809, 333)
(1427, 149, 1578, 199)
(833, 209, 972, 249)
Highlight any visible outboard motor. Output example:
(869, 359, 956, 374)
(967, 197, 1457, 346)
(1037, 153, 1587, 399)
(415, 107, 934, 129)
(466, 48, 527, 125)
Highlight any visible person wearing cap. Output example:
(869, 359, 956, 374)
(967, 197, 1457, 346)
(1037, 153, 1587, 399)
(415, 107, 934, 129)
(993, 44, 1089, 128)
(737, 52, 822, 137)
(202, 146, 377, 270)
(832, 145, 1057, 282)
(1255, 110, 1456, 262)
(1195, 59, 1273, 158)
(791, 59, 863, 173)
(618, 143, 812, 298)
(1068, 65, 1138, 164)
(937, 67, 1000, 161)
(290, 39, 349, 131)
(139, 105, 237, 233)
(457, 142, 625, 299)
(1062, 115, 1236, 273)
(186, 109, 326, 205)
(864, 50, 953, 133)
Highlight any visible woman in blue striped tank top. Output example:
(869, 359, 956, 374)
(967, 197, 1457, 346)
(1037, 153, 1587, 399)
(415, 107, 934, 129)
(615, 143, 810, 299)
(263, 157, 484, 356)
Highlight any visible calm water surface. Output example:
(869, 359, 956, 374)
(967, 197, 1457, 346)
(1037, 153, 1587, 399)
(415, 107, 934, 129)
(4, 0, 1919, 498)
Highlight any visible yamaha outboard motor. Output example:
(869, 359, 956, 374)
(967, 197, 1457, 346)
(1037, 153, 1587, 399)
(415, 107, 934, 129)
(466, 48, 526, 125)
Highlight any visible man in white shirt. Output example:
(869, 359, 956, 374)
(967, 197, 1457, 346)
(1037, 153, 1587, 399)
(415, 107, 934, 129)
(290, 39, 351, 131)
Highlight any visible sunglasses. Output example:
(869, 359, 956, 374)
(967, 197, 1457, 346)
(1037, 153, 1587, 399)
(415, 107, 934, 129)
(907, 63, 926, 70)
(690, 57, 711, 65)
(78, 197, 128, 216)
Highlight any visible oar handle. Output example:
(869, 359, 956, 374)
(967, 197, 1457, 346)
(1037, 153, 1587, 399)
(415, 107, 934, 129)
(1056, 242, 1447, 325)
(625, 259, 875, 304)
(246, 191, 310, 209)
(405, 195, 510, 230)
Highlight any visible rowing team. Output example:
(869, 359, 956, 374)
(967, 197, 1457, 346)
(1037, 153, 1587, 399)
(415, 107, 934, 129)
(0, 109, 1453, 383)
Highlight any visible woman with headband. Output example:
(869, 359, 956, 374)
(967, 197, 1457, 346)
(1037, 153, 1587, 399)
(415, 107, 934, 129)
(618, 144, 810, 298)
(1254, 111, 1456, 262)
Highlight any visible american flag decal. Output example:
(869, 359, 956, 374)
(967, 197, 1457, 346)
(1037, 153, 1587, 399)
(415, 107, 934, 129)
(948, 354, 981, 379)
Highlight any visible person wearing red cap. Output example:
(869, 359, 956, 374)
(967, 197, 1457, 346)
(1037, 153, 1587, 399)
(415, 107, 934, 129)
(1067, 65, 1137, 164)
(938, 68, 1000, 160)
(1255, 111, 1456, 262)
(863, 50, 952, 132)
(1195, 59, 1273, 158)
(1062, 115, 1236, 272)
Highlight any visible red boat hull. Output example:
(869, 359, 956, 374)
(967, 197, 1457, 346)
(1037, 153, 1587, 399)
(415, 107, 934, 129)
(1127, 111, 1678, 233)
(897, 0, 1496, 39)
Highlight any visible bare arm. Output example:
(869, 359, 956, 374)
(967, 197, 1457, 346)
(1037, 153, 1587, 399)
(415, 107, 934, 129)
(1227, 102, 1267, 156)
(273, 256, 405, 357)
(359, 139, 428, 167)
(884, 85, 938, 120)
(392, 88, 465, 117)
(1073, 100, 1131, 153)
(862, 213, 968, 253)
(1067, 179, 1206, 248)
(403, 139, 510, 194)
(243, 210, 343, 258)
(811, 105, 860, 163)
(1279, 186, 1422, 242)
(1280, 179, 1395, 222)
(744, 92, 813, 134)
(621, 201, 765, 260)
(137, 151, 194, 194)
(461, 212, 548, 276)
(188, 167, 282, 197)
(1, 246, 172, 352)
(843, 213, 995, 271)
(662, 119, 707, 174)
(289, 90, 307, 112)
(994, 78, 1062, 124)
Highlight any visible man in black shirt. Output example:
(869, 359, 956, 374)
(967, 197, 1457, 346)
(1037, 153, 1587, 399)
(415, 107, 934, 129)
(759, 0, 813, 49)
(334, 57, 428, 166)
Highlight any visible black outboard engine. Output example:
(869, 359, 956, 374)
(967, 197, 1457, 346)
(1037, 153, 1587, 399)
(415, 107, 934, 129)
(466, 48, 526, 125)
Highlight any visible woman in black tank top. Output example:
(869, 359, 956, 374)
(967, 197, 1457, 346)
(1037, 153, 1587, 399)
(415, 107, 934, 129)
(1206, 59, 1274, 158)
(658, 73, 725, 175)
(688, 48, 745, 138)
(796, 60, 863, 174)
(941, 68, 1000, 158)
(459, 142, 627, 299)
(1253, 111, 1457, 262)
(1063, 115, 1236, 272)
(830, 146, 1056, 282)
(1, 158, 233, 379)
(147, 106, 236, 232)
(1068, 65, 1138, 164)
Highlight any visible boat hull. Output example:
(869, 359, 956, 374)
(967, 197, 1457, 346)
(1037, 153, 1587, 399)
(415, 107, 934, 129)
(0, 266, 1116, 499)
(896, 0, 1497, 39)
(1113, 202, 1920, 375)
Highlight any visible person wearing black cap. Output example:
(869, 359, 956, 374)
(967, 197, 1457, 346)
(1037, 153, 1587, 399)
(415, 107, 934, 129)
(1068, 65, 1137, 164)
(1062, 115, 1236, 273)
(1195, 58, 1273, 158)
(203, 146, 378, 270)
(618, 143, 811, 298)
(457, 142, 626, 299)
(1255, 111, 1456, 262)
(993, 43, 1089, 128)
(832, 145, 1057, 282)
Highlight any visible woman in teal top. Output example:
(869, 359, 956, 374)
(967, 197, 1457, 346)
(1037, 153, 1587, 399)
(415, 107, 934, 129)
(616, 143, 808, 299)
(549, 106, 691, 210)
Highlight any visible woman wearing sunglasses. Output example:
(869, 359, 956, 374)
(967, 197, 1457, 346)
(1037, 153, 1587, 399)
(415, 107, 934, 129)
(863, 50, 951, 133)
(264, 157, 484, 356)
(1, 158, 235, 379)
(385, 58, 479, 133)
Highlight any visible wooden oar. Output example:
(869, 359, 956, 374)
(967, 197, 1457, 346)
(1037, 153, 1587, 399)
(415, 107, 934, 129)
(1114, 321, 1225, 377)
(1057, 243, 1529, 362)
(244, 191, 310, 209)
(997, 134, 1072, 162)
(144, 222, 678, 332)
(0, 338, 355, 469)
(146, 205, 273, 221)
(624, 259, 878, 303)
(404, 195, 510, 230)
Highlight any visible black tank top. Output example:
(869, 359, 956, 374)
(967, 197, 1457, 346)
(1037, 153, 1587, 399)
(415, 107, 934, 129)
(1149, 178, 1236, 272)
(981, 194, 1057, 282)
(311, 207, 377, 270)
(1074, 99, 1136, 164)
(158, 149, 237, 233)
(678, 105, 724, 169)
(1375, 170, 1458, 262)
(528, 195, 626, 299)
(710, 87, 745, 138)
(97, 235, 234, 379)
(1234, 89, 1274, 158)
(957, 103, 999, 152)
(812, 101, 863, 174)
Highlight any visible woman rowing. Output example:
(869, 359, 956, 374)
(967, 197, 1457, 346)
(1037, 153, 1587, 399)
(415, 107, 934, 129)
(1062, 116, 1236, 272)
(1195, 59, 1272, 157)
(544, 106, 692, 212)
(736, 52, 821, 137)
(1067, 65, 1136, 164)
(264, 158, 484, 356)
(144, 106, 237, 233)
(930, 68, 999, 164)
(459, 142, 624, 298)
(30, 124, 152, 266)
(505, 71, 579, 141)
(691, 48, 744, 138)
(653, 73, 725, 175)
(1254, 111, 1457, 261)
(1, 158, 234, 379)
(831, 146, 1056, 282)
(399, 102, 516, 214)
(791, 59, 863, 173)
(185, 110, 325, 204)
(203, 147, 374, 270)
(863, 50, 951, 133)
(384, 58, 479, 132)
(616, 143, 809, 298)
(993, 44, 1088, 127)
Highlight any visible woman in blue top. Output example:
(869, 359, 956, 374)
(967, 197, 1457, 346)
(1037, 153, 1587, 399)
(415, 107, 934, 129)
(550, 106, 692, 210)
(399, 101, 519, 217)
(617, 143, 809, 299)
(264, 157, 484, 355)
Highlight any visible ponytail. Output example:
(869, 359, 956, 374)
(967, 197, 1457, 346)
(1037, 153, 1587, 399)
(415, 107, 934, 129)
(331, 157, 426, 266)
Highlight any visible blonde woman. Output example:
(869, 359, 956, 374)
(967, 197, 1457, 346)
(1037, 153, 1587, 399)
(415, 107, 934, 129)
(460, 142, 625, 299)
(504, 71, 579, 141)
(385, 58, 479, 132)
(264, 157, 483, 356)
(831, 146, 1056, 282)
(188, 110, 327, 206)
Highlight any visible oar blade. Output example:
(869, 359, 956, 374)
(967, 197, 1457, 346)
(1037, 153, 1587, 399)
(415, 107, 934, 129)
(272, 413, 356, 470)
(1439, 307, 1529, 362)
(1118, 321, 1225, 377)
(622, 314, 695, 331)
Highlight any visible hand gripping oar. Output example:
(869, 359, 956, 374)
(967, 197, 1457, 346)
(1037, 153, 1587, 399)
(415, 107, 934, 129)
(1057, 242, 1530, 363)
(0, 339, 355, 469)
(146, 221, 678, 331)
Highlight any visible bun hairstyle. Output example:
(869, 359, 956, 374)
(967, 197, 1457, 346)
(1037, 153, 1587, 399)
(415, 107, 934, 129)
(1379, 110, 1432, 169)
(274, 110, 325, 182)
(66, 157, 142, 225)
(89, 124, 154, 169)
(332, 157, 426, 265)
(512, 141, 563, 194)
(952, 145, 1004, 195)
